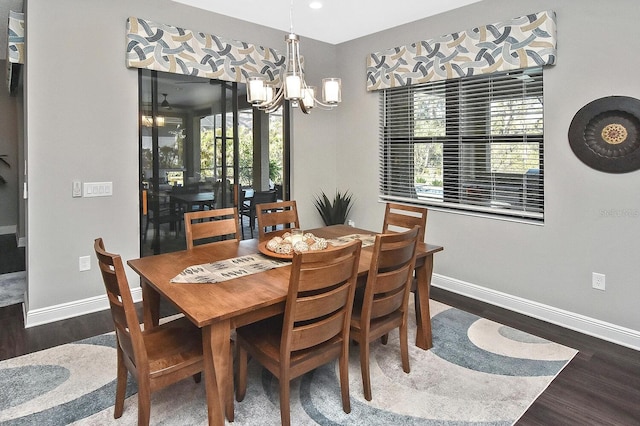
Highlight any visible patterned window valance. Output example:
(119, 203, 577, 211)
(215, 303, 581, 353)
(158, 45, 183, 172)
(126, 17, 284, 84)
(367, 10, 556, 91)
(7, 10, 24, 94)
(7, 10, 24, 64)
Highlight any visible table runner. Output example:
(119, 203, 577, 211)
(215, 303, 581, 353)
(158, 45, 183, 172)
(171, 253, 290, 284)
(326, 233, 376, 248)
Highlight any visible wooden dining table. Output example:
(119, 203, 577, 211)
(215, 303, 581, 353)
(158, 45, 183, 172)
(127, 224, 443, 426)
(170, 191, 215, 213)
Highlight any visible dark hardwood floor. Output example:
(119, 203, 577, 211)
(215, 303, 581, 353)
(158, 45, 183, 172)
(1, 232, 638, 425)
(0, 234, 25, 274)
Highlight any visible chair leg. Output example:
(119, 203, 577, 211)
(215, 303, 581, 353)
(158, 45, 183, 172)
(400, 321, 410, 374)
(381, 333, 389, 345)
(137, 378, 151, 426)
(359, 339, 372, 401)
(226, 342, 234, 422)
(236, 345, 248, 402)
(114, 348, 127, 419)
(143, 217, 150, 243)
(279, 377, 291, 426)
(338, 347, 351, 414)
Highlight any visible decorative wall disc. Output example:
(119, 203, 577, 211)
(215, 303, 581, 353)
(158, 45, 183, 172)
(568, 96, 640, 173)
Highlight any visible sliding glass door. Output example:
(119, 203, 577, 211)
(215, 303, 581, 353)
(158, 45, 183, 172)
(139, 70, 288, 255)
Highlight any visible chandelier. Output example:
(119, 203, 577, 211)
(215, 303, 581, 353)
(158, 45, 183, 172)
(246, 1, 341, 114)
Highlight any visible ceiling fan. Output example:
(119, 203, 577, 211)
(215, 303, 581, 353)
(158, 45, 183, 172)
(160, 93, 171, 109)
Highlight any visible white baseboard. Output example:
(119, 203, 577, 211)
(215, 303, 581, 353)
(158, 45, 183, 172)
(0, 225, 24, 247)
(25, 287, 143, 328)
(432, 274, 640, 351)
(0, 225, 17, 235)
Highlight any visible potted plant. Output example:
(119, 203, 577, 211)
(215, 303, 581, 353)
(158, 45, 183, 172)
(313, 189, 354, 225)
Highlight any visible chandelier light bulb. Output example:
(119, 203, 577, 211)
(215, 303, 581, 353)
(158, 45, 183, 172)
(322, 78, 341, 104)
(247, 77, 267, 104)
(302, 87, 315, 109)
(285, 75, 302, 100)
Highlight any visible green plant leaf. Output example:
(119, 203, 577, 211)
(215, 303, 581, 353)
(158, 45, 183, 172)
(313, 189, 354, 226)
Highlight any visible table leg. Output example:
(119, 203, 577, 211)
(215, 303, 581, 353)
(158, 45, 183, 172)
(203, 320, 233, 426)
(141, 279, 160, 330)
(414, 254, 434, 350)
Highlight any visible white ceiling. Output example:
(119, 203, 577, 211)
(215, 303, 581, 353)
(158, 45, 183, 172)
(171, 0, 482, 45)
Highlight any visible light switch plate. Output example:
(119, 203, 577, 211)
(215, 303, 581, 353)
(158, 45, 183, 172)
(83, 182, 113, 197)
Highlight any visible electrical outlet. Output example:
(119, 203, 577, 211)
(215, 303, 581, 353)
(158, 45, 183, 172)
(79, 256, 91, 272)
(592, 272, 605, 291)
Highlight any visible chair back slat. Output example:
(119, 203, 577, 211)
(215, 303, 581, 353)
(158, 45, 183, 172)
(369, 290, 405, 319)
(296, 256, 356, 292)
(377, 239, 419, 270)
(191, 218, 237, 241)
(294, 282, 352, 322)
(373, 263, 414, 294)
(291, 312, 345, 351)
(184, 207, 240, 249)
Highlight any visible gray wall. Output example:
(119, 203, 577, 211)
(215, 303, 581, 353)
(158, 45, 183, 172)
(25, 0, 337, 316)
(23, 0, 640, 347)
(336, 0, 640, 343)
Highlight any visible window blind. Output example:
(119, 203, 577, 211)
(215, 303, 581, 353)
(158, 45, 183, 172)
(379, 67, 544, 221)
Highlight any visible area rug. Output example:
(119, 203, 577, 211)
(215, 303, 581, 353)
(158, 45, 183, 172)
(0, 271, 26, 308)
(0, 300, 577, 425)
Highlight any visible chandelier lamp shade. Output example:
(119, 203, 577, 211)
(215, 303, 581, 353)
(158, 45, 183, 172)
(246, 7, 341, 114)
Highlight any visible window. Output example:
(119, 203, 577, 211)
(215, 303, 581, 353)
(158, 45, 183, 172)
(380, 67, 544, 221)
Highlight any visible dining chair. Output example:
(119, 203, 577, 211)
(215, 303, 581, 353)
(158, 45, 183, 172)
(184, 207, 240, 249)
(208, 179, 232, 210)
(235, 240, 363, 426)
(382, 202, 427, 321)
(93, 238, 204, 426)
(243, 190, 278, 238)
(255, 199, 299, 241)
(235, 185, 253, 239)
(143, 192, 181, 243)
(349, 226, 420, 401)
(382, 202, 427, 241)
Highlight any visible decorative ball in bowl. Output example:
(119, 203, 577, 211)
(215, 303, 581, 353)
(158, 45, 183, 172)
(259, 231, 328, 259)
